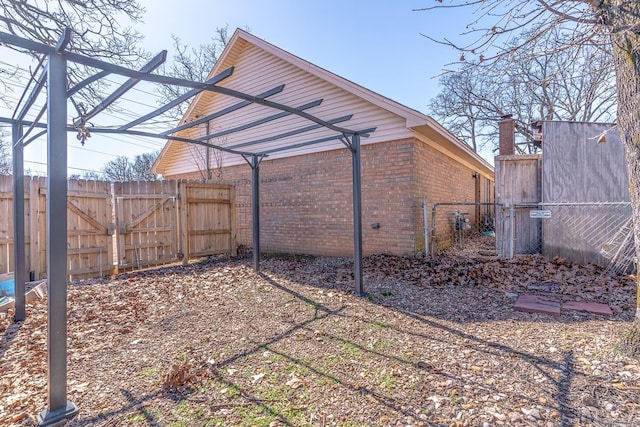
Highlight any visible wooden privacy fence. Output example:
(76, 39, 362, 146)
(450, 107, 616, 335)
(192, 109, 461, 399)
(0, 176, 236, 280)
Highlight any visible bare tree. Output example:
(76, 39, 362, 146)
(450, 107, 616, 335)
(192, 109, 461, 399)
(157, 26, 231, 119)
(430, 27, 617, 153)
(102, 152, 159, 182)
(418, 0, 640, 354)
(0, 128, 11, 175)
(69, 171, 104, 180)
(132, 152, 159, 180)
(102, 156, 134, 182)
(0, 0, 146, 106)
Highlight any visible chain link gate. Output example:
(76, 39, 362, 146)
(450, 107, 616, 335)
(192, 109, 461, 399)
(498, 202, 633, 272)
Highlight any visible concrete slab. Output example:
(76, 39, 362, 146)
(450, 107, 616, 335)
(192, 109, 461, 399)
(563, 301, 613, 317)
(513, 294, 561, 317)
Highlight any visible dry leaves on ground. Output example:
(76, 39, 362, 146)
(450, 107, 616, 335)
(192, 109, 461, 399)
(0, 239, 639, 426)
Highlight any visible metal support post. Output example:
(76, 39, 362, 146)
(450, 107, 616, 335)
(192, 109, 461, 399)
(431, 205, 437, 258)
(12, 123, 26, 322)
(205, 121, 211, 181)
(351, 134, 364, 296)
(251, 155, 260, 272)
(508, 204, 515, 259)
(37, 50, 79, 427)
(422, 200, 429, 258)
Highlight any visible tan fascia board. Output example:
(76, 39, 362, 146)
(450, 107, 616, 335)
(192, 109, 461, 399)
(234, 29, 430, 130)
(150, 144, 169, 174)
(152, 31, 246, 175)
(422, 117, 493, 172)
(412, 124, 494, 179)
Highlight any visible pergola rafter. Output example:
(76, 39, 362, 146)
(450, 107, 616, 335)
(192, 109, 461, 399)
(0, 27, 375, 426)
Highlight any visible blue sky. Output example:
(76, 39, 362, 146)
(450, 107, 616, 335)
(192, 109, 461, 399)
(141, 0, 460, 113)
(2, 1, 480, 175)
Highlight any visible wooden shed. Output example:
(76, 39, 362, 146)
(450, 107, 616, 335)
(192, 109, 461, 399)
(153, 28, 494, 257)
(495, 120, 631, 266)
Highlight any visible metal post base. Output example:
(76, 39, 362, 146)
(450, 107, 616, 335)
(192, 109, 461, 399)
(37, 401, 79, 427)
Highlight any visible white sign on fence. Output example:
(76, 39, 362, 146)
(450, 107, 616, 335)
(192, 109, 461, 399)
(530, 210, 552, 219)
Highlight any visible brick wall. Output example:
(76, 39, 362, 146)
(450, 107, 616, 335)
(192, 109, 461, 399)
(413, 140, 495, 252)
(170, 137, 493, 256)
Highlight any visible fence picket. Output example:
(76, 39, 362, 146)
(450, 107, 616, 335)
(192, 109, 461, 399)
(0, 176, 235, 280)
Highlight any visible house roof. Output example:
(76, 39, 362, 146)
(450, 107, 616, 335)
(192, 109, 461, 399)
(153, 28, 493, 176)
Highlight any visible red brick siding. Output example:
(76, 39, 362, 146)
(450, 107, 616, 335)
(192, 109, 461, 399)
(169, 138, 493, 256)
(170, 139, 416, 256)
(412, 139, 495, 252)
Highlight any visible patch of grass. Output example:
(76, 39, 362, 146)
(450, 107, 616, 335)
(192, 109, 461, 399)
(323, 354, 342, 367)
(340, 341, 363, 358)
(129, 406, 162, 424)
(227, 384, 242, 398)
(175, 400, 190, 417)
(171, 400, 208, 425)
(379, 372, 395, 391)
(128, 413, 146, 424)
(285, 362, 310, 376)
(381, 290, 393, 297)
(374, 340, 391, 351)
(204, 417, 226, 426)
(239, 407, 278, 426)
(261, 385, 288, 401)
(138, 366, 161, 379)
(371, 320, 391, 329)
(268, 353, 285, 364)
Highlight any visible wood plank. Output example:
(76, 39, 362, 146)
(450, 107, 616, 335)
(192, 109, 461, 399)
(128, 197, 171, 229)
(187, 198, 231, 205)
(67, 200, 108, 234)
(179, 181, 189, 264)
(188, 229, 231, 236)
(230, 186, 237, 256)
(116, 193, 177, 199)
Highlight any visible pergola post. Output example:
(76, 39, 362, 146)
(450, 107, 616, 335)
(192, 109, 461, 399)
(37, 49, 78, 427)
(351, 134, 364, 296)
(12, 122, 26, 321)
(251, 155, 261, 271)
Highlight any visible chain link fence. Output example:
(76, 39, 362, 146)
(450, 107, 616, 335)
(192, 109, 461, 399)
(498, 202, 633, 272)
(427, 202, 503, 257)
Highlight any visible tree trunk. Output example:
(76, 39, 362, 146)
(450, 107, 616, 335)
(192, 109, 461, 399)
(608, 1, 640, 356)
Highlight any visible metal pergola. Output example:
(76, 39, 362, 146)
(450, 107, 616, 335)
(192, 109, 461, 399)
(0, 29, 375, 425)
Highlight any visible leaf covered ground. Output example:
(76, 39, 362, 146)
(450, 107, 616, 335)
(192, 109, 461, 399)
(1, 238, 639, 426)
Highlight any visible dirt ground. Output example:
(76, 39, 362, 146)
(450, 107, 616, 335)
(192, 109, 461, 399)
(1, 236, 639, 426)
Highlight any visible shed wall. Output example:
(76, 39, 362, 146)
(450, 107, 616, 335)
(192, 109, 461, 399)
(541, 121, 630, 265)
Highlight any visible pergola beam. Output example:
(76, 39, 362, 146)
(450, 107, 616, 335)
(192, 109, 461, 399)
(0, 31, 360, 135)
(163, 84, 285, 135)
(0, 117, 251, 157)
(14, 68, 47, 123)
(258, 127, 376, 156)
(74, 50, 167, 126)
(67, 70, 110, 97)
(225, 114, 353, 151)
(120, 67, 234, 130)
(196, 99, 323, 142)
(0, 28, 376, 425)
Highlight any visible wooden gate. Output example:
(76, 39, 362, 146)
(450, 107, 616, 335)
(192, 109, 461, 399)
(180, 183, 236, 261)
(0, 175, 41, 276)
(66, 179, 115, 279)
(114, 180, 180, 270)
